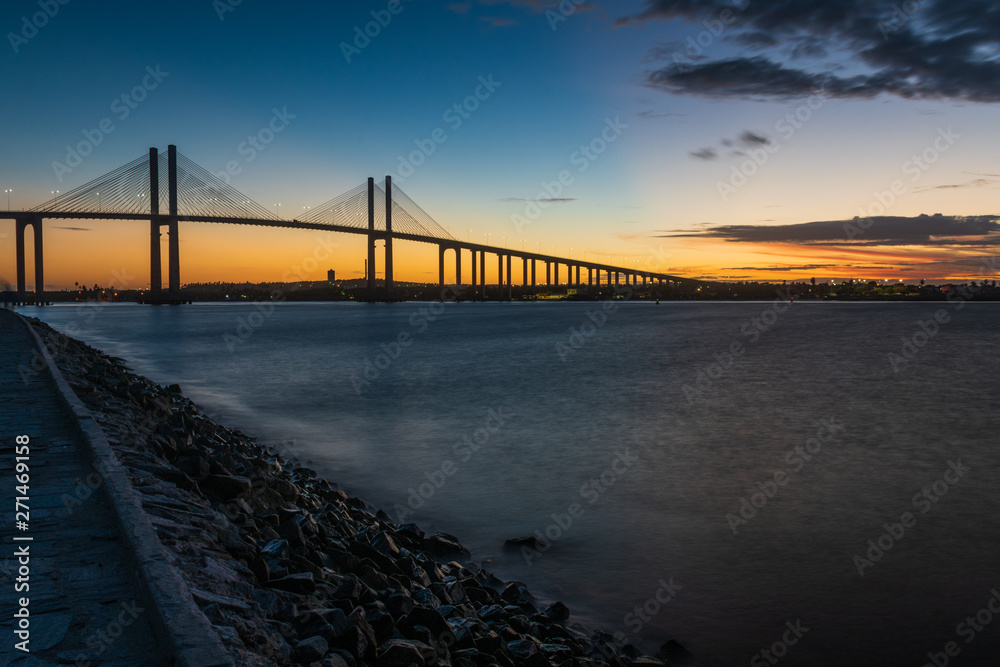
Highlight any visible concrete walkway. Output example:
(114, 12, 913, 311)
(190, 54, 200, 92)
(0, 308, 165, 666)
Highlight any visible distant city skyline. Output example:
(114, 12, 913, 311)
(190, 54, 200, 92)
(1, 0, 998, 288)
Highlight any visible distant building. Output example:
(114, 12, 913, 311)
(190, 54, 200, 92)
(327, 270, 335, 282)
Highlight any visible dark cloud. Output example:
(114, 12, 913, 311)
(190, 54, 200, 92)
(620, 0, 1000, 102)
(481, 16, 517, 26)
(662, 214, 1000, 245)
(739, 130, 769, 145)
(54, 226, 89, 231)
(635, 110, 685, 119)
(915, 178, 996, 192)
(691, 129, 771, 160)
(480, 0, 596, 12)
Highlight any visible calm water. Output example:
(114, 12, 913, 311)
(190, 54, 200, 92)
(23, 301, 1000, 666)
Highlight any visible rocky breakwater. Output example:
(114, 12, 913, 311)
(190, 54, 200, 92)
(28, 316, 693, 667)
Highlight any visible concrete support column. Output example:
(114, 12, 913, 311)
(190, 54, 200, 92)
(546, 262, 551, 285)
(149, 147, 161, 294)
(384, 175, 393, 293)
(479, 250, 485, 299)
(455, 247, 462, 286)
(575, 265, 580, 285)
(15, 219, 26, 295)
(367, 178, 376, 292)
(522, 257, 527, 286)
(33, 220, 43, 298)
(497, 253, 503, 288)
(471, 249, 478, 298)
(554, 263, 560, 285)
(439, 246, 446, 287)
(531, 259, 536, 286)
(167, 144, 180, 297)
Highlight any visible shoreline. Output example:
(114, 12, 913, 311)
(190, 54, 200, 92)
(24, 314, 693, 666)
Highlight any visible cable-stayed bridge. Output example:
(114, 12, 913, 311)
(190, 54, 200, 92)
(1, 145, 690, 301)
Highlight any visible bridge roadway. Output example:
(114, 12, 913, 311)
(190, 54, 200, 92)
(0, 209, 690, 297)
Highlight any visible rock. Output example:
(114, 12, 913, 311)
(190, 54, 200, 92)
(267, 572, 316, 594)
(293, 635, 329, 663)
(378, 639, 433, 667)
(503, 535, 542, 549)
(176, 453, 212, 479)
(201, 473, 252, 500)
(657, 639, 695, 665)
(543, 601, 570, 623)
(260, 538, 289, 559)
(273, 478, 300, 502)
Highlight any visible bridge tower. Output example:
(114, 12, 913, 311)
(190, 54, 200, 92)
(384, 175, 393, 294)
(167, 144, 180, 297)
(149, 147, 161, 295)
(367, 178, 376, 293)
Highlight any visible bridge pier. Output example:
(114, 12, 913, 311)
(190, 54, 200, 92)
(531, 259, 536, 286)
(471, 249, 478, 299)
(575, 265, 580, 286)
(479, 250, 485, 300)
(15, 216, 43, 298)
(506, 254, 512, 298)
(438, 246, 445, 287)
(367, 178, 376, 292)
(522, 257, 527, 287)
(167, 144, 181, 297)
(149, 147, 161, 295)
(385, 176, 394, 294)
(456, 247, 462, 286)
(554, 263, 560, 286)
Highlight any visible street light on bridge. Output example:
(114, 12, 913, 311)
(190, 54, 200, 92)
(4, 188, 11, 208)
